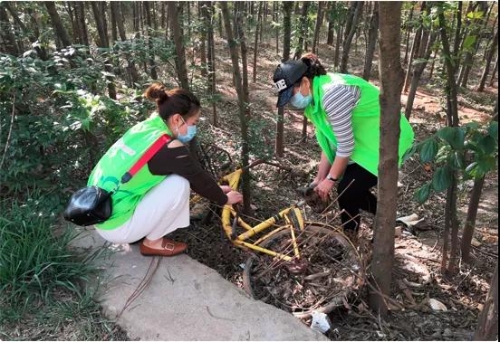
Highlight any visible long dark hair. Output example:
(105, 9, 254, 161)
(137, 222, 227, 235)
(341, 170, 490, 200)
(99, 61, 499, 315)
(144, 83, 200, 120)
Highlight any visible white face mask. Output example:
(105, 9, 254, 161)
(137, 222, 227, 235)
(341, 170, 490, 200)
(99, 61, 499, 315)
(289, 83, 313, 109)
(176, 116, 197, 143)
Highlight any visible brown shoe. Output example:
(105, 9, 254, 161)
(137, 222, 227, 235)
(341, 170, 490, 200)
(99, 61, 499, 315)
(140, 238, 187, 257)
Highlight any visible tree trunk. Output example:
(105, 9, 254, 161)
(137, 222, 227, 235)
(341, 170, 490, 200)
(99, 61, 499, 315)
(403, 2, 427, 93)
(438, 5, 460, 127)
(144, 1, 157, 80)
(458, 2, 488, 88)
(340, 1, 364, 73)
(369, 1, 404, 318)
(403, 5, 414, 66)
(275, 2, 293, 158)
(74, 2, 89, 47)
(334, 26, 342, 69)
(252, 1, 263, 83)
(203, 2, 217, 126)
(45, 1, 72, 48)
(489, 54, 498, 87)
(109, 1, 118, 44)
(3, 2, 48, 60)
(405, 30, 438, 119)
(362, 2, 379, 81)
(220, 1, 251, 214)
(460, 176, 485, 263)
(91, 2, 116, 100)
(293, 2, 310, 60)
(114, 2, 139, 87)
(474, 262, 498, 340)
(326, 2, 334, 45)
(312, 1, 325, 55)
(477, 29, 498, 92)
(452, 1, 463, 59)
(169, 1, 189, 90)
(199, 2, 207, 78)
(0, 5, 19, 55)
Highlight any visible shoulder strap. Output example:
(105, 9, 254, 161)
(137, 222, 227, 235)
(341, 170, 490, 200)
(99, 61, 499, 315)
(120, 134, 171, 184)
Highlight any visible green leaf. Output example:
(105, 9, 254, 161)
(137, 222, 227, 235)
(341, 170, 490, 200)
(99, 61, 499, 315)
(450, 151, 465, 169)
(477, 135, 497, 155)
(488, 121, 498, 141)
(420, 139, 439, 162)
(414, 183, 432, 204)
(432, 165, 453, 192)
(463, 35, 477, 51)
(402, 143, 418, 163)
(437, 126, 465, 150)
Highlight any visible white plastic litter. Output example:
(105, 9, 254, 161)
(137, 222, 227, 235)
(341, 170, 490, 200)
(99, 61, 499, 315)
(429, 298, 448, 311)
(310, 311, 332, 334)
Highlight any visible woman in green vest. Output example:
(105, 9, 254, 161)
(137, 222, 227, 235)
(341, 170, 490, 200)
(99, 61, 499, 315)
(272, 53, 414, 243)
(88, 83, 243, 256)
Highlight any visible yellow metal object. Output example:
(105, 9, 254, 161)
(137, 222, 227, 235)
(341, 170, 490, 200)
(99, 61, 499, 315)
(233, 239, 292, 261)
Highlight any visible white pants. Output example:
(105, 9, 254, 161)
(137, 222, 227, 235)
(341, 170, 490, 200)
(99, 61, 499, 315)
(95, 175, 190, 244)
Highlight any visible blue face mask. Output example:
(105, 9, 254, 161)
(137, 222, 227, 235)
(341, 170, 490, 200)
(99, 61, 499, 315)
(289, 85, 312, 109)
(177, 117, 197, 143)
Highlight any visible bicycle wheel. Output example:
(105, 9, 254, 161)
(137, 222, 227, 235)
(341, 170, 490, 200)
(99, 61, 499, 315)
(242, 223, 363, 319)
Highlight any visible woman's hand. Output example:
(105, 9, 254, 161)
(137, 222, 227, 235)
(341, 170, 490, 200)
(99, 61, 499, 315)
(314, 178, 335, 201)
(220, 185, 232, 194)
(226, 191, 243, 205)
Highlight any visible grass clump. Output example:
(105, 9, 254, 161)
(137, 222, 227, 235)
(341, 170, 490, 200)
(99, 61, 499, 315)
(0, 191, 127, 340)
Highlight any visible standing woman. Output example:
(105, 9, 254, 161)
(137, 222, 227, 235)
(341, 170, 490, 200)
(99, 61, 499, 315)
(88, 83, 243, 256)
(272, 53, 414, 242)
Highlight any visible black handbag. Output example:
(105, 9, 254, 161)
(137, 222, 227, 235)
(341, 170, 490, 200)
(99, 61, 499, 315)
(63, 134, 171, 226)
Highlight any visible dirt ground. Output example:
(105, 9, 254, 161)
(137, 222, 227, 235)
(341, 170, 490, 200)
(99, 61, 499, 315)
(169, 40, 498, 340)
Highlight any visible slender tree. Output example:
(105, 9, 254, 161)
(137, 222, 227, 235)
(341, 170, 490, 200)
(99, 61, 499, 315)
(91, 1, 116, 99)
(474, 262, 498, 340)
(169, 2, 189, 90)
(340, 1, 364, 73)
(0, 4, 19, 55)
(275, 1, 293, 158)
(362, 2, 379, 80)
(437, 3, 460, 276)
(369, 1, 404, 317)
(220, 1, 251, 214)
(477, 28, 498, 92)
(45, 1, 72, 48)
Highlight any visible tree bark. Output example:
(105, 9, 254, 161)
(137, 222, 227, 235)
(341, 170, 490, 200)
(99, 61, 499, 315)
(144, 1, 157, 80)
(326, 2, 334, 45)
(169, 1, 189, 90)
(0, 5, 19, 55)
(403, 2, 427, 93)
(91, 2, 116, 100)
(340, 1, 364, 73)
(362, 2, 379, 81)
(405, 30, 438, 119)
(312, 1, 325, 55)
(220, 1, 251, 214)
(45, 1, 72, 48)
(252, 1, 263, 83)
(474, 262, 498, 340)
(275, 2, 293, 158)
(3, 2, 48, 59)
(369, 1, 404, 318)
(113, 2, 139, 87)
(403, 4, 414, 66)
(293, 2, 310, 60)
(477, 29, 498, 92)
(74, 2, 89, 47)
(460, 176, 485, 263)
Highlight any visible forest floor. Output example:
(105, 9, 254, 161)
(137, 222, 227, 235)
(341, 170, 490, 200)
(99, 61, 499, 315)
(168, 40, 498, 340)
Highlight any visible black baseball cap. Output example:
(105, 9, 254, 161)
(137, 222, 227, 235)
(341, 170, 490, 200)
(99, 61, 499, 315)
(272, 60, 307, 107)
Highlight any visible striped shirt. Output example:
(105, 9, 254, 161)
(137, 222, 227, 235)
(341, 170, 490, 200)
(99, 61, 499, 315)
(321, 84, 360, 158)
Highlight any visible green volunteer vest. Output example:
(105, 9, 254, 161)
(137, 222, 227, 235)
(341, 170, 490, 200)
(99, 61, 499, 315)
(304, 73, 414, 176)
(88, 114, 172, 230)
